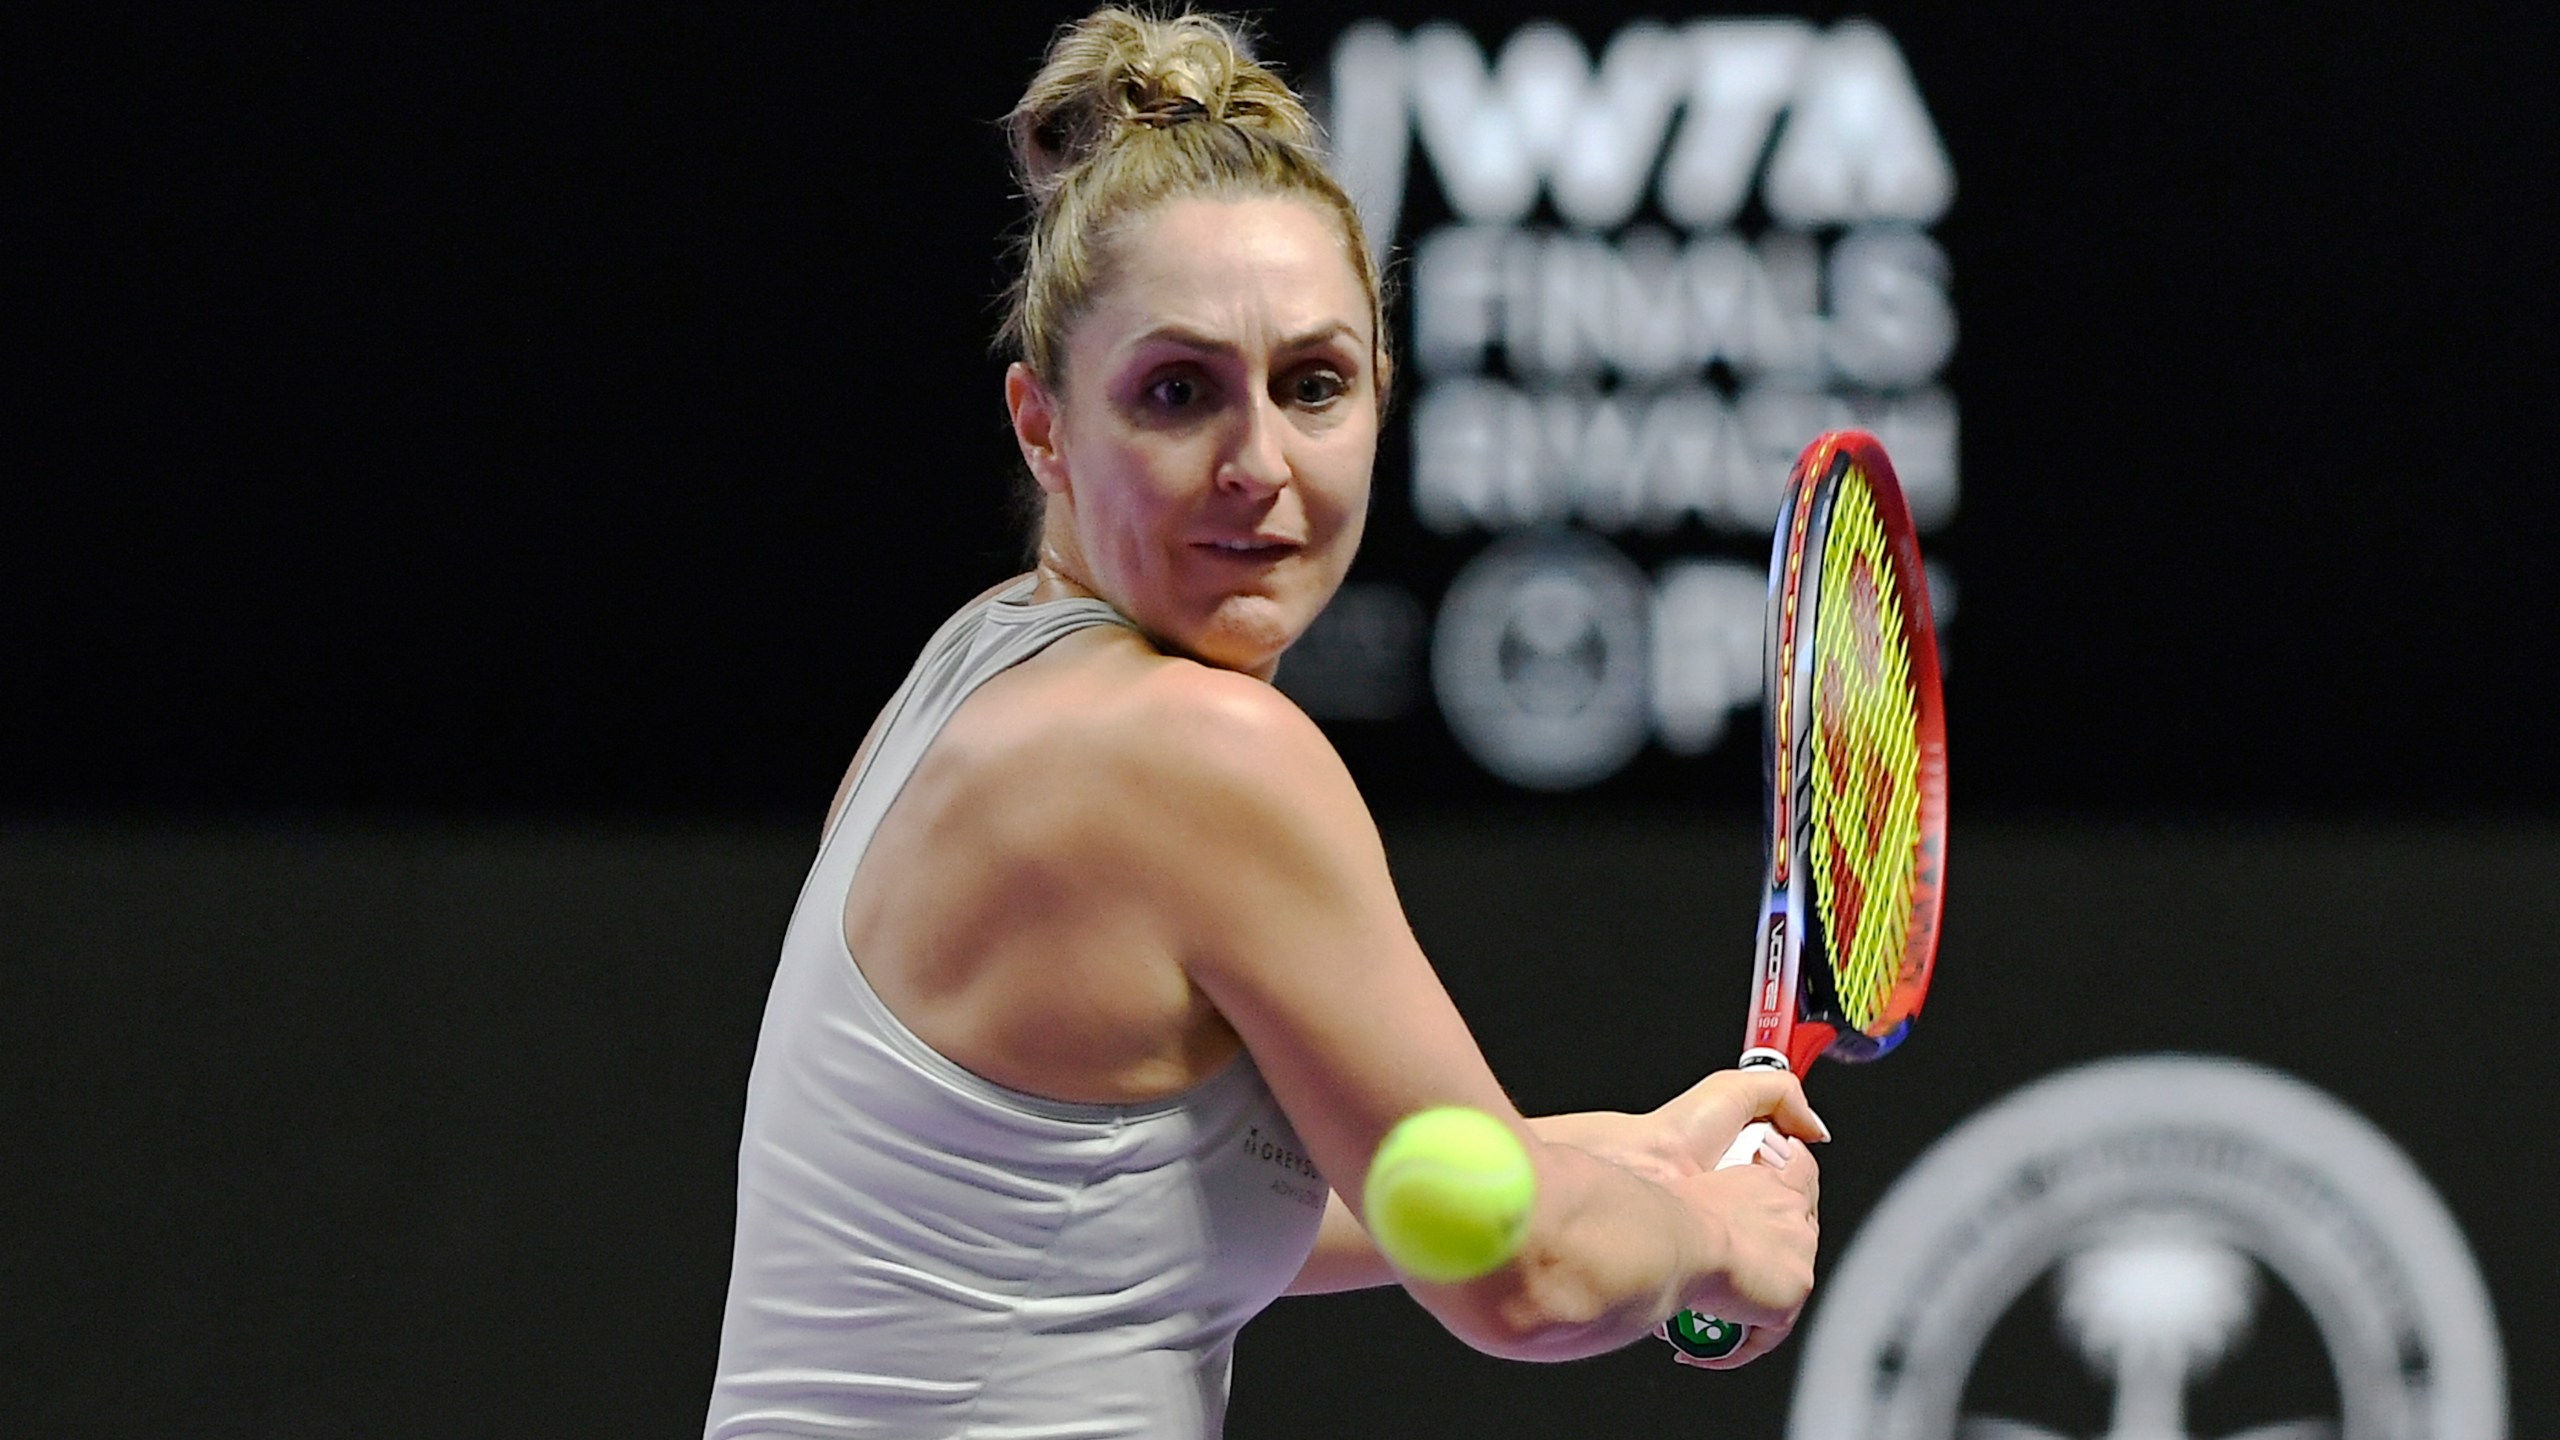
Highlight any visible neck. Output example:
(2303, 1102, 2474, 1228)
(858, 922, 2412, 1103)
(1029, 539, 1097, 605)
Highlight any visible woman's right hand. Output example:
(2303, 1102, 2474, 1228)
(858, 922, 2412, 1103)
(1662, 1129, 1820, 1367)
(1527, 1069, 1824, 1366)
(1651, 1066, 1830, 1177)
(1536, 1068, 1827, 1188)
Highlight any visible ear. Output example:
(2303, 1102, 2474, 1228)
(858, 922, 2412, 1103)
(1005, 362, 1070, 496)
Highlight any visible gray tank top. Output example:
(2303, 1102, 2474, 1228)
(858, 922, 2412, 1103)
(706, 577, 1328, 1440)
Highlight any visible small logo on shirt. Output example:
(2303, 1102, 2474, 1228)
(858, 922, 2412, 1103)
(1244, 1124, 1327, 1208)
(1243, 1124, 1321, 1179)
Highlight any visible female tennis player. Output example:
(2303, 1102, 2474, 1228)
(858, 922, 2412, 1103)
(703, 9, 1825, 1436)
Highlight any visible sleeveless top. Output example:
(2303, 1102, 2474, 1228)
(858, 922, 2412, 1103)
(705, 577, 1329, 1440)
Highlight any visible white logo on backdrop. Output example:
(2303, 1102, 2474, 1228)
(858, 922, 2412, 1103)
(1294, 18, 1959, 786)
(1788, 1056, 2507, 1440)
(1430, 531, 1652, 790)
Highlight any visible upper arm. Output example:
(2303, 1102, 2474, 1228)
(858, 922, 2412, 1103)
(1067, 669, 1749, 1358)
(1107, 672, 1520, 1232)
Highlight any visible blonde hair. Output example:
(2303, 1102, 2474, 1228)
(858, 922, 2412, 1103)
(998, 6, 1388, 389)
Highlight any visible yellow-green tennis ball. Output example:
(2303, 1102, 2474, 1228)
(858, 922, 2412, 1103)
(1363, 1106, 1537, 1284)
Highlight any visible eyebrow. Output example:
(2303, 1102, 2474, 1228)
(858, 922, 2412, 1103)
(1129, 320, 1366, 357)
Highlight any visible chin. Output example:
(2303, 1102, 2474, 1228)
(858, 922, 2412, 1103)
(1185, 594, 1313, 677)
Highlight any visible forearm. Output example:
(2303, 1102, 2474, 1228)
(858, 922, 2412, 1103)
(1526, 1109, 1668, 1173)
(1418, 1134, 1719, 1362)
(1318, 1107, 1729, 1361)
(1282, 1109, 1661, 1299)
(1284, 1190, 1397, 1294)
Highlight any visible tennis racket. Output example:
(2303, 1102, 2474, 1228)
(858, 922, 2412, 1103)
(1662, 429, 1948, 1363)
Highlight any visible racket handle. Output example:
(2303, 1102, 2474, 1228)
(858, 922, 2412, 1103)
(1716, 1119, 1776, 1170)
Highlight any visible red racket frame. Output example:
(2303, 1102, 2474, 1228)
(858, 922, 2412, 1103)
(1745, 430, 1947, 1077)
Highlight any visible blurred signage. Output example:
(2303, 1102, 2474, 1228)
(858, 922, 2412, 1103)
(1789, 1056, 2508, 1440)
(1292, 17, 1958, 790)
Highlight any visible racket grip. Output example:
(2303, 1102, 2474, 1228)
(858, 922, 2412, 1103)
(1661, 1120, 1780, 1361)
(1716, 1119, 1776, 1170)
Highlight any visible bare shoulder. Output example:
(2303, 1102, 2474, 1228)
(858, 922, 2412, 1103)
(985, 640, 1378, 894)
(1106, 655, 1363, 829)
(1124, 658, 1342, 780)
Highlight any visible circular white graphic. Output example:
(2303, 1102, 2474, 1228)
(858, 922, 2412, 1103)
(1789, 1055, 2506, 1440)
(1430, 532, 1651, 790)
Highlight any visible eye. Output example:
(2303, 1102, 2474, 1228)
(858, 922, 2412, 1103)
(1146, 373, 1203, 410)
(1286, 367, 1349, 408)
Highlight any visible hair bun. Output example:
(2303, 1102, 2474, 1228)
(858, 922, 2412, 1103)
(1128, 95, 1211, 129)
(995, 5, 1384, 390)
(1007, 7, 1317, 205)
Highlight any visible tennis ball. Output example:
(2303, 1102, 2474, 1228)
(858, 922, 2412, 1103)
(1362, 1106, 1537, 1284)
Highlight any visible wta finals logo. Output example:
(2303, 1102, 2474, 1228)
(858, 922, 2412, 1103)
(1788, 1056, 2507, 1440)
(1289, 17, 1958, 789)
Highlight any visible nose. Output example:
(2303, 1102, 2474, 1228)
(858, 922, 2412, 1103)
(1217, 390, 1291, 499)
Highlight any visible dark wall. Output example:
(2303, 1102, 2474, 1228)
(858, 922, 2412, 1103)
(17, 1, 2560, 819)
(11, 820, 2550, 1434)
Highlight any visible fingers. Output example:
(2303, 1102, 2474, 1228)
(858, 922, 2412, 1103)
(1754, 1129, 1796, 1171)
(1751, 1071, 1831, 1147)
(1685, 1067, 1829, 1146)
(1662, 1068, 1832, 1157)
(1661, 1138, 1820, 1369)
(1760, 1134, 1820, 1202)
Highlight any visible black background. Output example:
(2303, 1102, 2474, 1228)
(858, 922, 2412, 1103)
(11, 2, 2559, 1435)
(19, 0, 2560, 820)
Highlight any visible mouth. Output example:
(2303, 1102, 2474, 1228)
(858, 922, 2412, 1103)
(1192, 536, 1303, 562)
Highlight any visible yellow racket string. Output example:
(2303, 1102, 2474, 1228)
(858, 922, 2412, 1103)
(1807, 471, 1922, 1032)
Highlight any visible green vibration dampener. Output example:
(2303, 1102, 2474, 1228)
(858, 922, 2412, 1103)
(1664, 1309, 1747, 1360)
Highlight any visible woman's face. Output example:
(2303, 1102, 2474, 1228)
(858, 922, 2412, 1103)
(1008, 194, 1380, 680)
